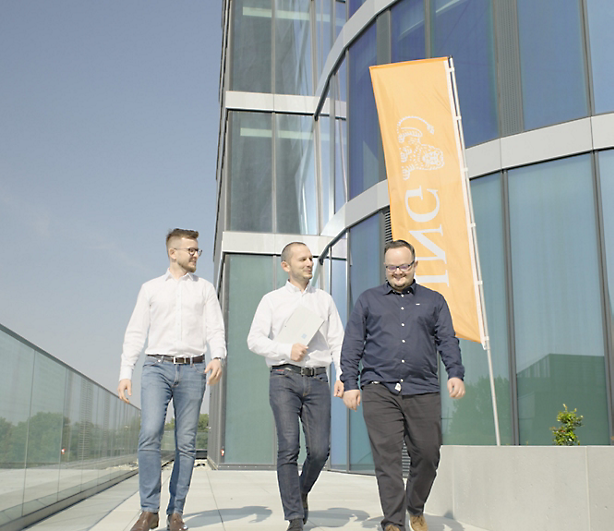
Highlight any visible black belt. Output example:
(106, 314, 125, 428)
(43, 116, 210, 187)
(273, 364, 327, 377)
(148, 354, 205, 365)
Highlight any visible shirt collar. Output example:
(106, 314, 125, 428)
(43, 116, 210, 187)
(383, 280, 416, 295)
(284, 280, 314, 294)
(164, 269, 196, 282)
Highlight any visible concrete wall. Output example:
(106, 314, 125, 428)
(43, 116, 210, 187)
(426, 446, 613, 531)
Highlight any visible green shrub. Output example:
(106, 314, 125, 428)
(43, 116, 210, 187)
(550, 404, 583, 446)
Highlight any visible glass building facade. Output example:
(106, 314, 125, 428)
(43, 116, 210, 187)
(211, 0, 614, 469)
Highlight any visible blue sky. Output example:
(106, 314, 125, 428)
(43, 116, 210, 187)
(0, 1, 223, 408)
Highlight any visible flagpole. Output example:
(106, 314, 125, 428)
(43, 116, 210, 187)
(447, 57, 501, 446)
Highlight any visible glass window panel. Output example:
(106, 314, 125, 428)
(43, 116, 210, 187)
(320, 114, 334, 225)
(391, 0, 426, 63)
(316, 0, 333, 78)
(597, 150, 614, 372)
(0, 333, 34, 521)
(348, 24, 380, 199)
(274, 0, 313, 95)
(335, 0, 346, 39)
(228, 112, 273, 232)
(22, 353, 66, 513)
(275, 114, 318, 234)
(431, 0, 498, 146)
(442, 173, 512, 444)
(330, 253, 348, 469)
(333, 63, 348, 212)
(509, 155, 609, 445)
(58, 372, 84, 497)
(348, 216, 382, 471)
(231, 0, 273, 93)
(586, 0, 614, 113)
(224, 255, 276, 464)
(517, 0, 588, 130)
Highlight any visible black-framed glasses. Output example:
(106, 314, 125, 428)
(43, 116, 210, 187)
(384, 261, 415, 273)
(174, 247, 203, 257)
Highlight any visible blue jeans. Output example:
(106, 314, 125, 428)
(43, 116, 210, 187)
(269, 368, 331, 521)
(139, 357, 206, 516)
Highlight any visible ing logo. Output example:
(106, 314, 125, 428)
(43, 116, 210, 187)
(397, 116, 444, 179)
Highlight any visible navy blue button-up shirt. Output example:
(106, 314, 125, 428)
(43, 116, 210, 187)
(340, 281, 464, 395)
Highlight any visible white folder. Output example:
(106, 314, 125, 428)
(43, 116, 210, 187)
(275, 305, 325, 345)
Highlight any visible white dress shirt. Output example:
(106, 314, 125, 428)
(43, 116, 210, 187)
(119, 270, 226, 381)
(247, 281, 344, 377)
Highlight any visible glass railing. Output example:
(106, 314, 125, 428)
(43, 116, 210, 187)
(0, 323, 143, 529)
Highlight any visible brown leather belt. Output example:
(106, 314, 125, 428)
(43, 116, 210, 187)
(148, 354, 205, 365)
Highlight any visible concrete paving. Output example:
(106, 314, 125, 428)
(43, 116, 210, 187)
(25, 461, 491, 531)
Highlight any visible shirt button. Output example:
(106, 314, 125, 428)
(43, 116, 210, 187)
(401, 307, 405, 310)
(401, 294, 404, 297)
(402, 340, 405, 343)
(401, 360, 405, 363)
(401, 323, 405, 326)
(400, 379, 404, 382)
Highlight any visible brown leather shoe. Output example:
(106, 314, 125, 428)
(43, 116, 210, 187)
(384, 524, 401, 531)
(167, 513, 188, 531)
(130, 511, 159, 531)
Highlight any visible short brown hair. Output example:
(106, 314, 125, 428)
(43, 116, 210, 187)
(281, 242, 307, 263)
(166, 228, 199, 249)
(384, 239, 415, 259)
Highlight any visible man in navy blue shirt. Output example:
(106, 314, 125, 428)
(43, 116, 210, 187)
(340, 240, 465, 531)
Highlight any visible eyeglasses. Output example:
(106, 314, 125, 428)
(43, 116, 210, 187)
(174, 248, 203, 257)
(384, 261, 415, 273)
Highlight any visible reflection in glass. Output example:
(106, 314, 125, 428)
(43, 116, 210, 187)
(431, 0, 498, 146)
(228, 112, 273, 232)
(391, 0, 425, 63)
(275, 0, 313, 95)
(348, 24, 380, 199)
(335, 0, 346, 39)
(348, 0, 365, 17)
(442, 174, 512, 444)
(517, 0, 588, 130)
(586, 0, 614, 113)
(275, 114, 318, 234)
(508, 156, 608, 444)
(231, 0, 273, 93)
(224, 255, 276, 464)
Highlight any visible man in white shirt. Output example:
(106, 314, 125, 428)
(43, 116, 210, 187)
(118, 229, 226, 531)
(247, 242, 344, 531)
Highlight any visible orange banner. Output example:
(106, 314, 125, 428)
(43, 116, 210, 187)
(370, 58, 484, 344)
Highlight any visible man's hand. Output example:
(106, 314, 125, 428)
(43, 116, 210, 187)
(448, 377, 465, 399)
(343, 389, 361, 411)
(205, 358, 223, 385)
(290, 343, 308, 362)
(118, 379, 132, 403)
(333, 379, 344, 398)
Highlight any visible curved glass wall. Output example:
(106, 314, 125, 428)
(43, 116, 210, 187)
(391, 0, 425, 63)
(0, 324, 140, 529)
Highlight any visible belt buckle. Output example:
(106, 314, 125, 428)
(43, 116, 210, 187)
(300, 367, 314, 377)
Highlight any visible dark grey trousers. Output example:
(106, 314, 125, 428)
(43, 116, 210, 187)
(362, 384, 442, 531)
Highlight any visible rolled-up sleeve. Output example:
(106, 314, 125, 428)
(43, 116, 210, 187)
(204, 283, 227, 360)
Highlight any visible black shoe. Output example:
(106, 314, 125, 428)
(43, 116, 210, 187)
(287, 518, 303, 530)
(301, 492, 309, 524)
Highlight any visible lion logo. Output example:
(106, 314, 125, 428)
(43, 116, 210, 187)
(397, 116, 444, 179)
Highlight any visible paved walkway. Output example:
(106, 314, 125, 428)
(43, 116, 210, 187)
(26, 462, 490, 531)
